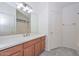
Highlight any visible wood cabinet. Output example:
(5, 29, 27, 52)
(24, 40, 35, 56)
(0, 36, 46, 56)
(35, 39, 41, 56)
(0, 45, 23, 56)
(34, 36, 45, 56)
(24, 45, 34, 56)
(41, 37, 45, 52)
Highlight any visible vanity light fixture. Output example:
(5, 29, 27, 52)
(16, 2, 33, 13)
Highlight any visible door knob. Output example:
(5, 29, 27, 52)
(50, 32, 53, 34)
(72, 23, 76, 25)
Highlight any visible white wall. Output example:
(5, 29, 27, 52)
(31, 12, 38, 33)
(38, 3, 48, 34)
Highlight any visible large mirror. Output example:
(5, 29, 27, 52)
(0, 2, 31, 36)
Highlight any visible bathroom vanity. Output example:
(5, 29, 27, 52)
(0, 34, 46, 56)
(0, 3, 46, 56)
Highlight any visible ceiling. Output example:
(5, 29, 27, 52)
(7, 2, 79, 9)
(49, 2, 79, 9)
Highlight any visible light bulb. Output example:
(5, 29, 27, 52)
(17, 3, 23, 9)
(28, 9, 32, 13)
(23, 6, 29, 11)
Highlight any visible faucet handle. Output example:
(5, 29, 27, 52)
(23, 34, 27, 37)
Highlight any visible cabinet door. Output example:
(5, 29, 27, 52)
(24, 45, 34, 56)
(35, 37, 46, 56)
(23, 39, 35, 56)
(35, 41, 41, 56)
(0, 45, 23, 56)
(41, 37, 45, 52)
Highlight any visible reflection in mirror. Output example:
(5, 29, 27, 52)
(16, 9, 31, 34)
(0, 2, 16, 36)
(0, 2, 31, 36)
(16, 2, 31, 34)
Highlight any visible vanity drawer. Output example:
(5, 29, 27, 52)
(24, 38, 41, 48)
(24, 40, 36, 48)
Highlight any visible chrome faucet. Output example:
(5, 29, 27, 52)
(23, 34, 30, 37)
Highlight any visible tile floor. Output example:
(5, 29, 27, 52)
(40, 47, 79, 56)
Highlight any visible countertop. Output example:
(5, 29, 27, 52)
(0, 34, 46, 51)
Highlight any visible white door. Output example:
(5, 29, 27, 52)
(49, 10, 62, 50)
(62, 5, 78, 49)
